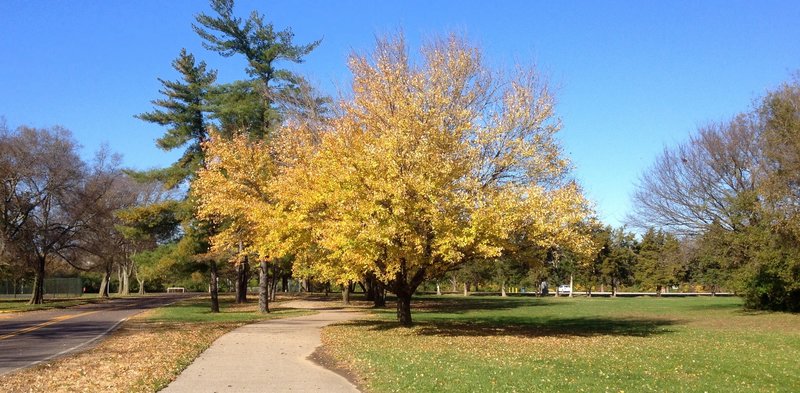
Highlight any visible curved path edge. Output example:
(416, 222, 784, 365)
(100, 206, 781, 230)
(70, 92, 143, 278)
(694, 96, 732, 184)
(161, 306, 362, 393)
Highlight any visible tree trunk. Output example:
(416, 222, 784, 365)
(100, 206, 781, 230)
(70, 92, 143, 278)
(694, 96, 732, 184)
(28, 257, 46, 305)
(365, 282, 375, 300)
(342, 282, 351, 305)
(258, 260, 269, 313)
(656, 284, 662, 297)
(373, 280, 386, 307)
(463, 282, 468, 297)
(389, 263, 427, 325)
(236, 257, 249, 303)
(364, 274, 376, 301)
(116, 266, 123, 295)
(120, 264, 130, 296)
(611, 278, 617, 298)
(282, 275, 289, 292)
(124, 267, 131, 295)
(269, 264, 279, 302)
(209, 260, 220, 313)
(569, 275, 574, 298)
(396, 292, 413, 326)
(99, 271, 110, 298)
(133, 263, 145, 295)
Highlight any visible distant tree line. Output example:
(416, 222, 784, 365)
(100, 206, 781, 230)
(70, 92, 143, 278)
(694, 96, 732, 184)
(437, 76, 800, 313)
(629, 76, 800, 311)
(439, 225, 720, 298)
(0, 123, 164, 303)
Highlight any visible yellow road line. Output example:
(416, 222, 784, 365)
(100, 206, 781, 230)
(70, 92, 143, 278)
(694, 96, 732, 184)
(0, 311, 99, 341)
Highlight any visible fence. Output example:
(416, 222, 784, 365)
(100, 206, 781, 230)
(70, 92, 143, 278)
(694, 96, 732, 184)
(0, 277, 83, 299)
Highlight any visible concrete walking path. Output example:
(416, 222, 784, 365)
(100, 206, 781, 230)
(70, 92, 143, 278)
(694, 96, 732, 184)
(161, 304, 361, 393)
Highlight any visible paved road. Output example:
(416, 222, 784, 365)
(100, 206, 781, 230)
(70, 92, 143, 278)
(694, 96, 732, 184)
(0, 294, 189, 376)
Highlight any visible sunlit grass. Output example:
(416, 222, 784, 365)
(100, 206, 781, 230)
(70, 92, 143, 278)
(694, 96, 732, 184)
(323, 296, 800, 392)
(145, 295, 313, 323)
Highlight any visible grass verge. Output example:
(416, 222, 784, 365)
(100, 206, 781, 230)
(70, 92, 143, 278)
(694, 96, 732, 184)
(322, 296, 800, 392)
(0, 295, 313, 393)
(0, 296, 103, 313)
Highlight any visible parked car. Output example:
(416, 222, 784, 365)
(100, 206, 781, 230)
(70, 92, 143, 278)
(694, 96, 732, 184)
(557, 284, 572, 293)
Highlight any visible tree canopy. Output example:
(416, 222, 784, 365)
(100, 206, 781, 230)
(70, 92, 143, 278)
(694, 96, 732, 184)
(631, 77, 800, 311)
(195, 33, 596, 324)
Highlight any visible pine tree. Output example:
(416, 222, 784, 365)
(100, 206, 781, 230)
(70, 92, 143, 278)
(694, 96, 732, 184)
(601, 227, 638, 296)
(194, 0, 320, 136)
(190, 0, 322, 305)
(136, 1, 323, 312)
(136, 49, 217, 189)
(636, 228, 663, 292)
(134, 48, 223, 311)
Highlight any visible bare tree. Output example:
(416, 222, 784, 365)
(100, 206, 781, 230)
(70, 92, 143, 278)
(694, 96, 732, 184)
(630, 76, 800, 311)
(629, 115, 763, 235)
(80, 167, 145, 297)
(0, 126, 118, 304)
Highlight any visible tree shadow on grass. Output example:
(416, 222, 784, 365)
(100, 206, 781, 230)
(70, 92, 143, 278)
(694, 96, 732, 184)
(346, 314, 680, 338)
(683, 301, 743, 312)
(406, 296, 563, 315)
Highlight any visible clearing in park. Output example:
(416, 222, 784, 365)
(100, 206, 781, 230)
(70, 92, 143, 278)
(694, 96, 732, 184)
(321, 295, 800, 393)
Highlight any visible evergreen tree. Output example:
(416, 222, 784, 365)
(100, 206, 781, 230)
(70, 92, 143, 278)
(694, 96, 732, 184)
(601, 227, 638, 296)
(194, 0, 320, 136)
(188, 0, 323, 308)
(579, 225, 610, 296)
(636, 228, 684, 294)
(207, 80, 270, 136)
(135, 48, 223, 311)
(136, 49, 217, 189)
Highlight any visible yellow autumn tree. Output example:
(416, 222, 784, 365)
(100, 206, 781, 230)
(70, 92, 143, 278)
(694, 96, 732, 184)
(193, 131, 290, 313)
(284, 34, 595, 325)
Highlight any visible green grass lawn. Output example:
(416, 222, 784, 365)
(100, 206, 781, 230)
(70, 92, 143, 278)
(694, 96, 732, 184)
(0, 292, 178, 313)
(0, 296, 102, 313)
(322, 296, 800, 393)
(145, 295, 314, 323)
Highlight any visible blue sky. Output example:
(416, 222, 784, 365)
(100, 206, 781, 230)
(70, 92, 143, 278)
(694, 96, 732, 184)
(1, 0, 799, 227)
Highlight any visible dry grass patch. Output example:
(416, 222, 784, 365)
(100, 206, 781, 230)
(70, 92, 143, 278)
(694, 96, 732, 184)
(0, 296, 312, 393)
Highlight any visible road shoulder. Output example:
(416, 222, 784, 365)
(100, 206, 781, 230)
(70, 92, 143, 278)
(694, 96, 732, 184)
(0, 296, 305, 393)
